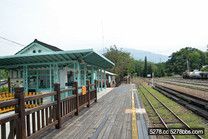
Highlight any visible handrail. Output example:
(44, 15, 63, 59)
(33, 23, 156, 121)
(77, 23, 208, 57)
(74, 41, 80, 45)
(24, 91, 57, 102)
(60, 95, 76, 102)
(25, 101, 57, 115)
(0, 80, 98, 139)
(60, 87, 76, 93)
(0, 99, 18, 109)
(0, 113, 19, 125)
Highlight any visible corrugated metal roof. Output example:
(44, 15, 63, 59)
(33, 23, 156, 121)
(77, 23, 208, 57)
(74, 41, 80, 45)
(0, 49, 114, 69)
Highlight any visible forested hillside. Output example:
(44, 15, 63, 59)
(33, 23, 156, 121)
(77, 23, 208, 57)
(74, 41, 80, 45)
(104, 46, 208, 78)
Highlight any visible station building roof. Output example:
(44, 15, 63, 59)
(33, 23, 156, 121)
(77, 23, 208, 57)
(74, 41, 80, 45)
(15, 39, 63, 55)
(0, 40, 115, 69)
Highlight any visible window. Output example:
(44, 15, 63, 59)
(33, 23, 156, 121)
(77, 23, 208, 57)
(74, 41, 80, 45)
(38, 50, 42, 53)
(33, 50, 36, 53)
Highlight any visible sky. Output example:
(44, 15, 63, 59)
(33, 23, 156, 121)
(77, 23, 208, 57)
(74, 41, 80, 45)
(0, 0, 208, 56)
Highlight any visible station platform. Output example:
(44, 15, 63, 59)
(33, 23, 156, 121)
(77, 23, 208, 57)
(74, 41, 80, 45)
(37, 84, 150, 139)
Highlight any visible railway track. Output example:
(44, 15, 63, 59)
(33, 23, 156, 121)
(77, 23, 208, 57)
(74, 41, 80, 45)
(153, 84, 208, 120)
(155, 79, 208, 92)
(138, 84, 203, 139)
(156, 79, 208, 87)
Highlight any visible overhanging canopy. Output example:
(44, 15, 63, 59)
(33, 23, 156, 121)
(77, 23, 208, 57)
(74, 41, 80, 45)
(0, 49, 114, 69)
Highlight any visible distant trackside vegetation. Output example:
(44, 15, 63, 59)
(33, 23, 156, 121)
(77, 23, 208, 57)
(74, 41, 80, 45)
(103, 46, 208, 78)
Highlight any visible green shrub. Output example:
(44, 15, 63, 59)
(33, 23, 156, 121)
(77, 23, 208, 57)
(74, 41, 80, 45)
(1, 86, 8, 92)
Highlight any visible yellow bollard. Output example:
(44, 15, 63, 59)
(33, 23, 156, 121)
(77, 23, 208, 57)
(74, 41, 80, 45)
(36, 92, 39, 106)
(9, 92, 12, 99)
(40, 91, 43, 105)
(2, 107, 6, 113)
(25, 92, 29, 108)
(6, 92, 9, 98)
(29, 92, 32, 108)
(2, 93, 5, 101)
(33, 92, 36, 108)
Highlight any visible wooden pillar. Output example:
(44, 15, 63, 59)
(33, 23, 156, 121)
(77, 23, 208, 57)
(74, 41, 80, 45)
(86, 80, 90, 107)
(77, 62, 81, 93)
(73, 81, 79, 115)
(53, 64, 59, 83)
(94, 80, 97, 103)
(36, 71, 39, 91)
(50, 64, 52, 91)
(14, 88, 26, 139)
(54, 83, 61, 129)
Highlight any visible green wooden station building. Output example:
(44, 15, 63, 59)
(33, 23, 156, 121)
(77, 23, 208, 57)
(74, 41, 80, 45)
(0, 39, 115, 98)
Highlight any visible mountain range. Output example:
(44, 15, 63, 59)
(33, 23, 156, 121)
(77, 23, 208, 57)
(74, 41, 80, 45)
(98, 48, 169, 63)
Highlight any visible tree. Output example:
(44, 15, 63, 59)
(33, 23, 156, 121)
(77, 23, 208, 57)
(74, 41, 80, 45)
(1, 70, 9, 79)
(133, 60, 144, 77)
(184, 48, 191, 71)
(166, 47, 206, 74)
(143, 56, 147, 77)
(103, 45, 134, 77)
(147, 64, 152, 77)
(190, 51, 201, 70)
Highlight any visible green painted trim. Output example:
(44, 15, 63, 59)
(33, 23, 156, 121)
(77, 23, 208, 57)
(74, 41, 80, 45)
(50, 64, 52, 91)
(16, 42, 54, 55)
(0, 48, 115, 69)
(4, 49, 93, 58)
(0, 61, 75, 69)
(23, 65, 28, 93)
(73, 62, 76, 81)
(34, 43, 55, 52)
(16, 70, 18, 78)
(97, 69, 99, 92)
(36, 71, 39, 90)
(93, 51, 115, 66)
(53, 63, 59, 83)
(84, 64, 86, 86)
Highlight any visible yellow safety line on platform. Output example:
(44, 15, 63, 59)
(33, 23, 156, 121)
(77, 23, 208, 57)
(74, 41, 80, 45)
(131, 84, 139, 139)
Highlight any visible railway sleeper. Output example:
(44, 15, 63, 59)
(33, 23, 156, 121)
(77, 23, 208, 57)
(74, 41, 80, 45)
(155, 84, 208, 109)
(155, 83, 207, 103)
(153, 86, 208, 120)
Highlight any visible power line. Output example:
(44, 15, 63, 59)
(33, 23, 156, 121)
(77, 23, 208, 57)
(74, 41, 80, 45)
(0, 36, 25, 47)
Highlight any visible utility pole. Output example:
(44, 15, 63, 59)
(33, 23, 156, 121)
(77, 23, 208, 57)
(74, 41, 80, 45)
(152, 72, 154, 87)
(101, 19, 105, 54)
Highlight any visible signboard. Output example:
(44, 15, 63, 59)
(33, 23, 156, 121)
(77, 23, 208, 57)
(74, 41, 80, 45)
(82, 86, 86, 95)
(147, 74, 151, 78)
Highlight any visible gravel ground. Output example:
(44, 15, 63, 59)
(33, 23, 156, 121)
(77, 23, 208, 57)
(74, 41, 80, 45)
(155, 82, 208, 101)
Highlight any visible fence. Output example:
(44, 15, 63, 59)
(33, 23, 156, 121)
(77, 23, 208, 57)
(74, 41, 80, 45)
(0, 80, 97, 139)
(0, 92, 43, 114)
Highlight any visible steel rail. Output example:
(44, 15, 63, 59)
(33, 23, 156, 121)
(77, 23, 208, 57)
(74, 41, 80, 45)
(138, 86, 176, 139)
(140, 83, 203, 139)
